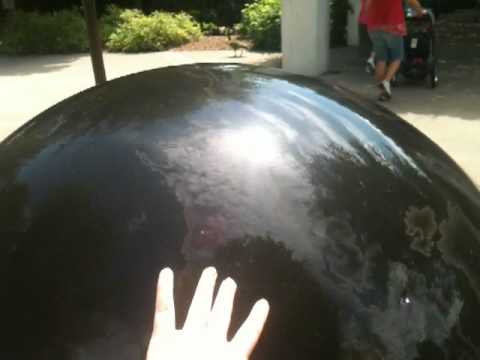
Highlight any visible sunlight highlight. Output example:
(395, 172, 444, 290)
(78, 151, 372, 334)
(221, 126, 280, 165)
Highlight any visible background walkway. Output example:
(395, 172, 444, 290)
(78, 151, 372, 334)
(0, 50, 280, 141)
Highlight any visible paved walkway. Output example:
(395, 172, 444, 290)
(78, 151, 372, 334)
(1, 48, 478, 185)
(0, 51, 280, 141)
(323, 46, 480, 186)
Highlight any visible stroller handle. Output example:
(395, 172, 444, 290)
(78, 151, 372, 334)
(405, 7, 436, 23)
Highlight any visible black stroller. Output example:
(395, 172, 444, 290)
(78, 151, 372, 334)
(399, 7, 439, 88)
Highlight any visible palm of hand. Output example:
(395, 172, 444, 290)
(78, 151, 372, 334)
(146, 267, 270, 360)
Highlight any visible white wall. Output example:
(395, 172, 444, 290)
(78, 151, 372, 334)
(281, 0, 330, 77)
(347, 0, 361, 46)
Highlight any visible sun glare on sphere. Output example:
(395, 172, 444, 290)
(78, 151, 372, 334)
(221, 126, 281, 165)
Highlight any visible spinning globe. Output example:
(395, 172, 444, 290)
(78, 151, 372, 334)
(1, 64, 480, 360)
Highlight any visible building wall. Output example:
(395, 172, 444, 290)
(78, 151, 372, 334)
(347, 0, 361, 46)
(281, 0, 330, 77)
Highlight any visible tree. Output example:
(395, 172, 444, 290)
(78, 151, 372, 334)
(82, 0, 107, 85)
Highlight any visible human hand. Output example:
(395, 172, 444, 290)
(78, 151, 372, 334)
(415, 7, 427, 17)
(146, 267, 270, 360)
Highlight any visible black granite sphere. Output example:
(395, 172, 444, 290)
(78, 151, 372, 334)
(1, 64, 480, 360)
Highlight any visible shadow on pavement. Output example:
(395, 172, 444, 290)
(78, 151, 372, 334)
(0, 54, 84, 76)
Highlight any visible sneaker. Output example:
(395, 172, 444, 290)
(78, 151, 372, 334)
(366, 57, 375, 74)
(378, 80, 392, 102)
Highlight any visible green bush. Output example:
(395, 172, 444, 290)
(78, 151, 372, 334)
(105, 9, 202, 52)
(101, 4, 124, 43)
(0, 5, 202, 54)
(240, 0, 281, 51)
(0, 8, 88, 54)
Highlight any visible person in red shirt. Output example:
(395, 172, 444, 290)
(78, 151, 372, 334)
(365, 0, 425, 101)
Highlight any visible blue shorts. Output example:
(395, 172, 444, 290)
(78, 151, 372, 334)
(368, 31, 404, 62)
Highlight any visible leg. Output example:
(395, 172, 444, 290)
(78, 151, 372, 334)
(385, 34, 404, 82)
(364, 26, 376, 73)
(375, 61, 387, 83)
(384, 60, 401, 81)
(369, 31, 392, 100)
(378, 34, 405, 101)
(369, 31, 388, 83)
(375, 60, 393, 101)
(366, 51, 376, 74)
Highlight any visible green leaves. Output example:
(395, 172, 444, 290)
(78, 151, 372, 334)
(0, 5, 202, 54)
(104, 8, 202, 53)
(0, 8, 88, 54)
(239, 0, 281, 51)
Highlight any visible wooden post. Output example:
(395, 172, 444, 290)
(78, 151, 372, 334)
(82, 0, 107, 85)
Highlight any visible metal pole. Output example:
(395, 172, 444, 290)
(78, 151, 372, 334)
(82, 0, 107, 85)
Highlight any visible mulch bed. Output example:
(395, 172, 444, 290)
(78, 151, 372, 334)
(169, 35, 252, 51)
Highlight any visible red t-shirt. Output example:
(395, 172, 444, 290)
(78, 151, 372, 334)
(366, 0, 407, 36)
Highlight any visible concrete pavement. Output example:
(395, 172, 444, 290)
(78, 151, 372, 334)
(0, 51, 280, 141)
